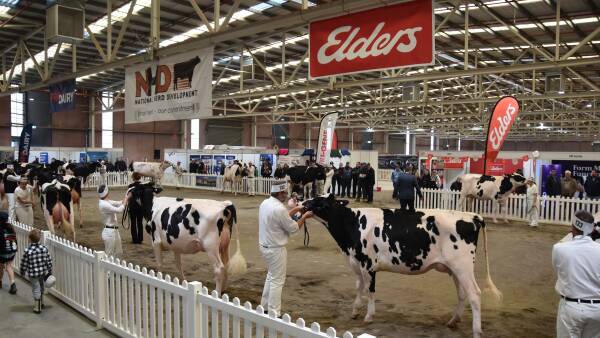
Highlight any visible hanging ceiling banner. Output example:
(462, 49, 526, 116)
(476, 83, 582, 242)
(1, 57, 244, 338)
(316, 112, 339, 166)
(124, 47, 213, 124)
(49, 79, 76, 113)
(309, 0, 434, 78)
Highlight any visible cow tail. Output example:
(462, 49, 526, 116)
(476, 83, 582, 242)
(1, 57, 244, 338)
(224, 204, 246, 276)
(482, 223, 502, 302)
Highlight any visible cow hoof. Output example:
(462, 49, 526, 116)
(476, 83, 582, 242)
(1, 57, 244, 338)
(446, 318, 460, 328)
(351, 312, 360, 320)
(363, 315, 373, 323)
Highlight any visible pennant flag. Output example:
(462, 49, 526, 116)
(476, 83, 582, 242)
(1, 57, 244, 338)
(316, 112, 338, 166)
(18, 123, 33, 163)
(484, 96, 520, 175)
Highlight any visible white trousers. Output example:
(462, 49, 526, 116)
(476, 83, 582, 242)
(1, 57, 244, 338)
(15, 206, 34, 226)
(102, 228, 123, 258)
(175, 174, 182, 188)
(323, 178, 332, 195)
(316, 180, 325, 196)
(260, 246, 287, 317)
(6, 193, 15, 220)
(248, 178, 255, 195)
(557, 299, 600, 338)
(527, 204, 539, 226)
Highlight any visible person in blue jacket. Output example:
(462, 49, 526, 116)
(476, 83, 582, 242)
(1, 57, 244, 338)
(395, 168, 423, 212)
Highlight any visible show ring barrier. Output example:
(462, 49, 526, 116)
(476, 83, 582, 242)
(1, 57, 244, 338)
(10, 220, 365, 338)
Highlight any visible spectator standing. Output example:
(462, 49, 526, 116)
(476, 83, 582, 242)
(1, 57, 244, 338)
(20, 229, 53, 314)
(561, 170, 578, 198)
(546, 168, 562, 197)
(396, 168, 423, 212)
(336, 163, 344, 196)
(261, 162, 272, 178)
(189, 160, 198, 174)
(450, 177, 462, 191)
(331, 162, 338, 196)
(340, 162, 352, 198)
(352, 162, 361, 198)
(391, 165, 402, 200)
(552, 210, 600, 337)
(0, 212, 17, 295)
(431, 170, 442, 189)
(584, 169, 600, 199)
(274, 164, 285, 179)
(364, 163, 375, 203)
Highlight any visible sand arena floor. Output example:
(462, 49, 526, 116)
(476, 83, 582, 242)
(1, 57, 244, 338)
(29, 187, 564, 338)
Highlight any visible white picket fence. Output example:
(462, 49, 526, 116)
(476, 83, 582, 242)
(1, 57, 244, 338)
(415, 188, 600, 225)
(10, 220, 362, 338)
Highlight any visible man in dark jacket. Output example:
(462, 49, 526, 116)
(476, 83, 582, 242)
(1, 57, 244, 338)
(396, 169, 423, 212)
(364, 163, 375, 203)
(189, 160, 198, 174)
(391, 165, 402, 199)
(546, 168, 562, 196)
(340, 162, 352, 197)
(351, 162, 361, 198)
(585, 169, 600, 199)
(450, 177, 462, 191)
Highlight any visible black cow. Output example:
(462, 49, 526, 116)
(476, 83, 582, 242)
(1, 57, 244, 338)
(173, 56, 200, 90)
(66, 162, 101, 184)
(302, 195, 501, 338)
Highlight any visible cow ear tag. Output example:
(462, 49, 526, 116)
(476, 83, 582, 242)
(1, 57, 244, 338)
(338, 200, 349, 207)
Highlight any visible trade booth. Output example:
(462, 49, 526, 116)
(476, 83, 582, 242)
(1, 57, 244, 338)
(15, 147, 124, 164)
(164, 146, 277, 175)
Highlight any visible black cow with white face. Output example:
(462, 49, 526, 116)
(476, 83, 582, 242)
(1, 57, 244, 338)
(459, 173, 527, 223)
(129, 182, 246, 293)
(302, 195, 501, 338)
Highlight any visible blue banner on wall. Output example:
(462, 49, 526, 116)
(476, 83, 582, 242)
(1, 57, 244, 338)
(226, 155, 236, 160)
(40, 152, 48, 164)
(551, 160, 600, 179)
(87, 151, 108, 162)
(80, 152, 87, 162)
(17, 123, 33, 163)
(190, 155, 201, 161)
(200, 155, 212, 160)
(49, 79, 76, 113)
(260, 154, 273, 163)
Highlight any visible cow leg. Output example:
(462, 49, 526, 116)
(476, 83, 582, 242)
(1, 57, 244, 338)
(77, 201, 83, 228)
(364, 271, 376, 323)
(153, 244, 163, 271)
(447, 272, 467, 328)
(501, 199, 509, 223)
(45, 212, 56, 234)
(207, 250, 226, 294)
(453, 267, 482, 338)
(174, 252, 185, 281)
(349, 263, 365, 319)
(492, 200, 499, 223)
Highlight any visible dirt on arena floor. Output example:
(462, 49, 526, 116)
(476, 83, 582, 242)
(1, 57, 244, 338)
(30, 187, 563, 338)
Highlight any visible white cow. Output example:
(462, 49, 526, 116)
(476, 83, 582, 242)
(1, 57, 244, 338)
(303, 195, 502, 338)
(129, 183, 246, 293)
(222, 163, 243, 195)
(132, 161, 172, 186)
(458, 173, 526, 223)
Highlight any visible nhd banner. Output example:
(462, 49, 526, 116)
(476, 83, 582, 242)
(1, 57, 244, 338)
(49, 79, 76, 113)
(316, 112, 338, 166)
(125, 48, 213, 124)
(18, 123, 33, 163)
(483, 96, 520, 174)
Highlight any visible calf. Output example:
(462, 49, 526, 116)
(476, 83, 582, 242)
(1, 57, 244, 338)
(132, 161, 172, 186)
(131, 183, 246, 293)
(458, 173, 526, 223)
(303, 195, 501, 338)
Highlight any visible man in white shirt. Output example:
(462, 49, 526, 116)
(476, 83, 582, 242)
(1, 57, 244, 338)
(552, 210, 600, 338)
(99, 160, 107, 185)
(3, 166, 21, 220)
(98, 185, 127, 258)
(259, 182, 313, 317)
(174, 161, 184, 190)
(526, 177, 540, 227)
(247, 162, 256, 196)
(14, 177, 34, 225)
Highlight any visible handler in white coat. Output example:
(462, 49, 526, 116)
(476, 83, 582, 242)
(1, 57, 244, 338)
(323, 165, 334, 195)
(552, 210, 600, 338)
(258, 182, 313, 317)
(526, 177, 540, 227)
(247, 162, 256, 196)
(98, 185, 127, 258)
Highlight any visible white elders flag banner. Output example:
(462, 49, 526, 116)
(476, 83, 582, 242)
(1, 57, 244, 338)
(124, 47, 213, 124)
(316, 112, 338, 166)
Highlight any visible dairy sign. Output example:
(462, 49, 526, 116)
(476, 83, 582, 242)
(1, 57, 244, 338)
(484, 96, 520, 167)
(309, 0, 434, 78)
(124, 48, 213, 123)
(49, 79, 76, 113)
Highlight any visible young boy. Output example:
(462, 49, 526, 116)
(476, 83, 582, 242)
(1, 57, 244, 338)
(20, 229, 53, 314)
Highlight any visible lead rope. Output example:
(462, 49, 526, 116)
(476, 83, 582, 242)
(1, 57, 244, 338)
(303, 223, 310, 247)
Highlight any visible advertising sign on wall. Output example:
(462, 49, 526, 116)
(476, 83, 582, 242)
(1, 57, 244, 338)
(40, 152, 49, 164)
(551, 160, 600, 178)
(470, 158, 523, 176)
(195, 175, 217, 188)
(49, 79, 76, 113)
(17, 123, 33, 163)
(309, 0, 434, 78)
(124, 48, 213, 124)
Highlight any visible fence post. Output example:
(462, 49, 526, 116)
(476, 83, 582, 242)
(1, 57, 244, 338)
(184, 281, 203, 338)
(94, 251, 107, 329)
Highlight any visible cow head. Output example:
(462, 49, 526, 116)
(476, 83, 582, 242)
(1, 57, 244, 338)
(160, 161, 173, 172)
(499, 173, 526, 195)
(302, 194, 349, 224)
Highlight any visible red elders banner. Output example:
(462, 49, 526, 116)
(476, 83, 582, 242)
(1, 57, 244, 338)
(309, 0, 434, 78)
(470, 158, 523, 176)
(484, 96, 520, 167)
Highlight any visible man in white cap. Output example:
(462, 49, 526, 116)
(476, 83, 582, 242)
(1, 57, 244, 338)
(525, 177, 539, 227)
(247, 161, 256, 196)
(98, 184, 127, 257)
(258, 181, 313, 317)
(552, 210, 600, 338)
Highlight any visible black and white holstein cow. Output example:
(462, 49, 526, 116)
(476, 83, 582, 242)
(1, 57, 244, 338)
(221, 163, 244, 195)
(38, 169, 75, 241)
(131, 183, 246, 293)
(132, 161, 172, 186)
(285, 165, 325, 199)
(459, 173, 526, 223)
(302, 195, 502, 338)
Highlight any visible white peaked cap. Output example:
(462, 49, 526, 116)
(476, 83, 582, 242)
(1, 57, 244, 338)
(98, 184, 109, 198)
(271, 182, 288, 193)
(572, 213, 593, 233)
